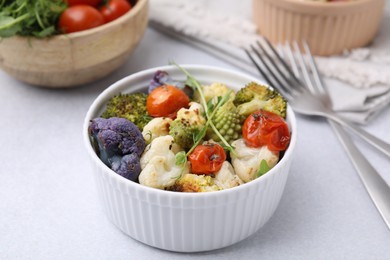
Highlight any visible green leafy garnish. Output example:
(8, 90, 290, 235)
(257, 159, 270, 178)
(171, 62, 237, 157)
(0, 0, 67, 38)
(175, 151, 187, 166)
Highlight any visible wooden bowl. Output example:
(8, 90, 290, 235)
(253, 0, 385, 56)
(0, 0, 148, 88)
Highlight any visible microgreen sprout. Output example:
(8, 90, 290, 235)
(171, 62, 237, 169)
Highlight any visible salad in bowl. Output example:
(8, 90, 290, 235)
(83, 65, 296, 252)
(88, 64, 291, 192)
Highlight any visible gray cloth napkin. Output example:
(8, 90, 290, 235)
(149, 0, 390, 124)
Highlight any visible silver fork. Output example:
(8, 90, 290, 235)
(245, 38, 390, 158)
(246, 38, 390, 230)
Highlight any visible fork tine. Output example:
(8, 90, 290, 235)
(279, 42, 300, 79)
(246, 44, 292, 99)
(302, 41, 326, 95)
(244, 48, 275, 89)
(291, 41, 317, 94)
(261, 38, 303, 88)
(253, 40, 305, 98)
(252, 43, 288, 91)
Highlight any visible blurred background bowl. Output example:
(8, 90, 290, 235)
(0, 0, 148, 88)
(83, 65, 297, 252)
(253, 0, 385, 56)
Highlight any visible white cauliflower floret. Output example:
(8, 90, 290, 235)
(194, 82, 233, 103)
(142, 117, 172, 143)
(169, 160, 243, 192)
(176, 101, 205, 126)
(170, 173, 220, 192)
(214, 161, 243, 190)
(230, 139, 279, 183)
(139, 135, 189, 189)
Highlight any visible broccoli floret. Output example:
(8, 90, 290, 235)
(101, 93, 152, 130)
(169, 102, 206, 150)
(207, 99, 243, 144)
(88, 117, 146, 181)
(234, 82, 287, 118)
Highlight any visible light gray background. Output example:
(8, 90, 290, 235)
(1, 1, 390, 259)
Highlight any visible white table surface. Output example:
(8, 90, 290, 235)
(1, 3, 390, 260)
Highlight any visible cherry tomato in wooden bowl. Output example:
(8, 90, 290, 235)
(146, 85, 190, 119)
(189, 143, 227, 175)
(58, 5, 105, 33)
(242, 109, 291, 151)
(100, 0, 132, 23)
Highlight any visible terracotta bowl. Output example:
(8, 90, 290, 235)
(0, 0, 148, 88)
(253, 0, 385, 56)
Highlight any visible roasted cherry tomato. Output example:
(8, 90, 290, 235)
(242, 109, 290, 151)
(189, 143, 226, 175)
(58, 5, 105, 33)
(99, 0, 132, 23)
(65, 0, 102, 7)
(146, 84, 190, 119)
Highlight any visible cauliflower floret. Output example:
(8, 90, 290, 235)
(169, 173, 220, 192)
(194, 82, 233, 103)
(214, 161, 243, 189)
(142, 117, 173, 144)
(169, 162, 243, 192)
(139, 135, 189, 189)
(176, 101, 205, 126)
(230, 139, 279, 183)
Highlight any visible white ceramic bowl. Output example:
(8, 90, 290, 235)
(83, 65, 297, 252)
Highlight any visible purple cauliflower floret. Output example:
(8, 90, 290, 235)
(89, 117, 145, 156)
(148, 70, 184, 93)
(88, 117, 146, 182)
(110, 154, 141, 182)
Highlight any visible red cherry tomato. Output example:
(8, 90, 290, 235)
(242, 109, 291, 151)
(189, 143, 226, 175)
(58, 5, 105, 33)
(65, 0, 102, 7)
(146, 85, 190, 119)
(99, 0, 132, 23)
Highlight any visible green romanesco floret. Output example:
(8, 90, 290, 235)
(207, 99, 244, 145)
(169, 102, 206, 150)
(101, 93, 152, 130)
(233, 82, 287, 118)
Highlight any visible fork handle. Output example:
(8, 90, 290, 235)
(329, 120, 390, 230)
(326, 112, 390, 157)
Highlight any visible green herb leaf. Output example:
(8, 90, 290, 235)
(0, 16, 21, 37)
(193, 126, 207, 144)
(0, 0, 66, 38)
(32, 25, 55, 37)
(175, 151, 187, 167)
(257, 159, 270, 177)
(184, 77, 198, 91)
